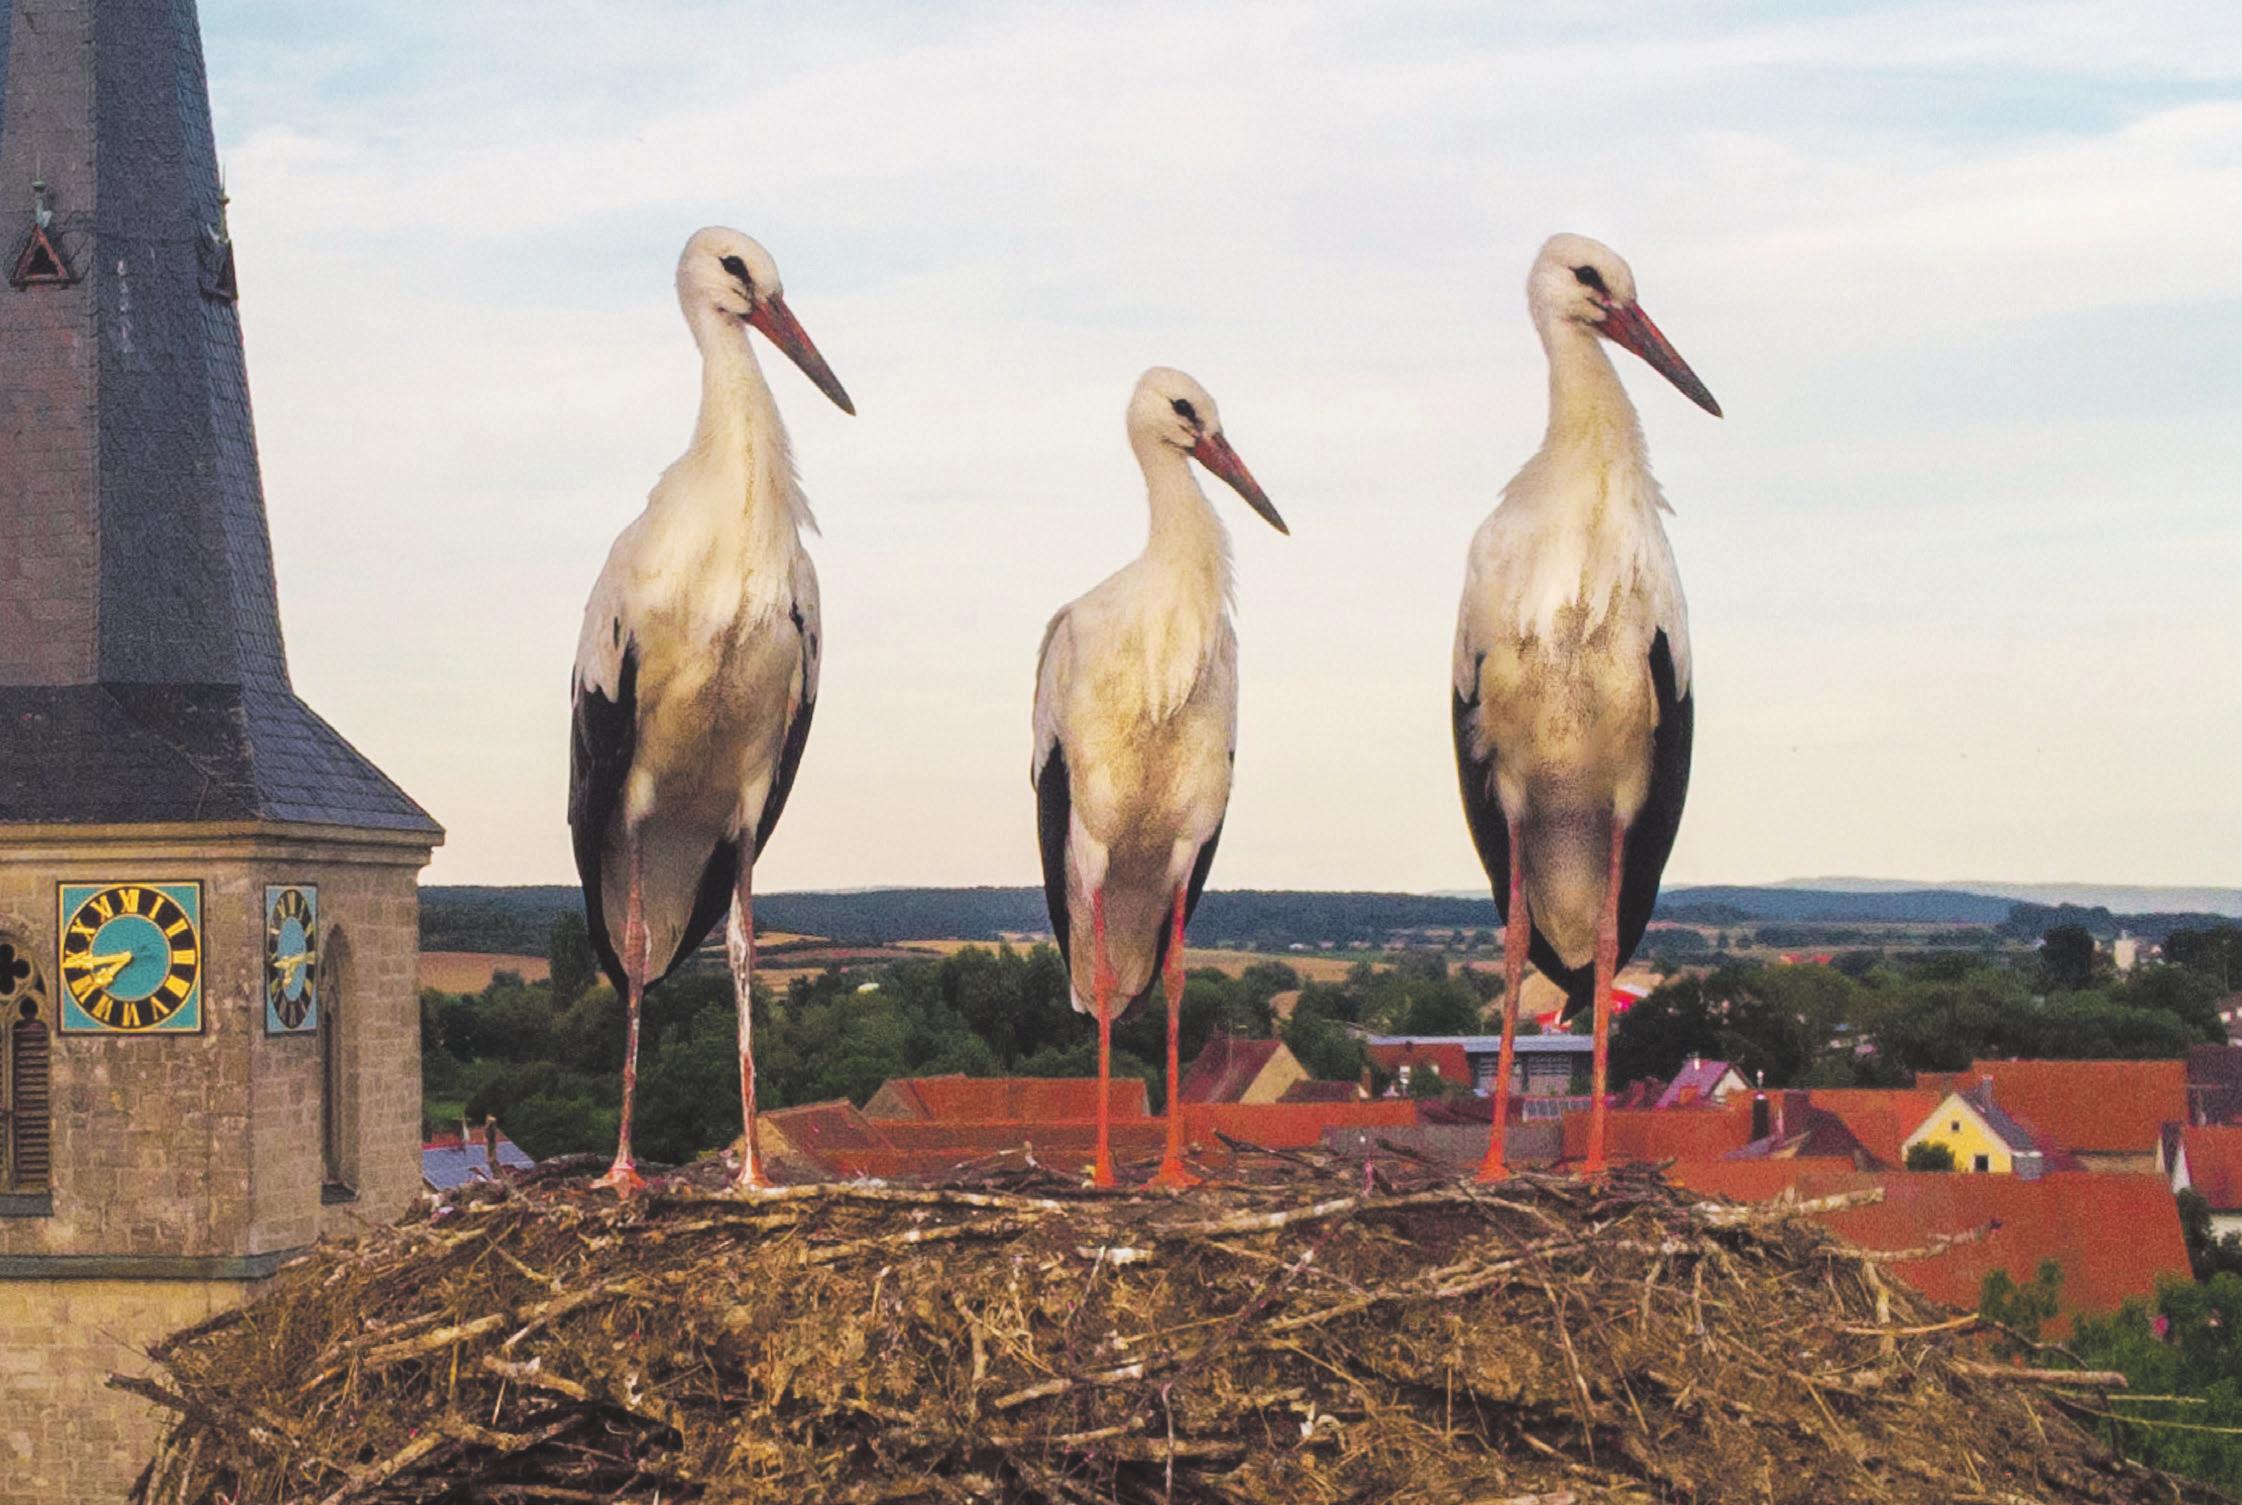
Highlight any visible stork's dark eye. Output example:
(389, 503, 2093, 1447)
(720, 254, 753, 289)
(1572, 265, 1608, 295)
(1171, 398, 1198, 424)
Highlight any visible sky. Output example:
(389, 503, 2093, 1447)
(201, 0, 2242, 893)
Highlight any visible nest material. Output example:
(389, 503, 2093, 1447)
(124, 1150, 2218, 1504)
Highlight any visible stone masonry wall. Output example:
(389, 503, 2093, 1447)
(0, 1276, 239, 1502)
(0, 822, 431, 1502)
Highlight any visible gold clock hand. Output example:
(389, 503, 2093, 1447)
(90, 953, 137, 989)
(278, 953, 312, 978)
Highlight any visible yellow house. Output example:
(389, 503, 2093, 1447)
(1901, 1083, 2047, 1177)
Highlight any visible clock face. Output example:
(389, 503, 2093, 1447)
(265, 884, 319, 1034)
(57, 881, 203, 1034)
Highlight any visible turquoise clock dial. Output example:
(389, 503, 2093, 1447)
(58, 882, 203, 1033)
(265, 884, 319, 1033)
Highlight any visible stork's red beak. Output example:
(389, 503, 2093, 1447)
(747, 293, 856, 415)
(1191, 431, 1288, 535)
(1599, 302, 1721, 418)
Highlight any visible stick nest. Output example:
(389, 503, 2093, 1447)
(125, 1150, 2221, 1504)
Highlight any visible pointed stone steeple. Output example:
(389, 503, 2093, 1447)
(0, 0, 435, 834)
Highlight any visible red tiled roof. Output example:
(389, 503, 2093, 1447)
(1367, 1041, 1471, 1085)
(1178, 1036, 1286, 1104)
(1183, 1100, 1419, 1150)
(1558, 1102, 1756, 1164)
(864, 1075, 1151, 1123)
(764, 1100, 892, 1152)
(2180, 1125, 2242, 1211)
(1962, 1060, 2185, 1156)
(1673, 1165, 2189, 1329)
(1280, 1079, 1363, 1103)
(1800, 1089, 1944, 1167)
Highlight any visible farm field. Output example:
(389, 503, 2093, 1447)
(420, 952, 549, 991)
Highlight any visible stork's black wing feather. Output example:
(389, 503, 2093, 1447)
(1452, 663, 1511, 916)
(569, 644, 639, 998)
(1614, 629, 1693, 974)
(1035, 743, 1074, 970)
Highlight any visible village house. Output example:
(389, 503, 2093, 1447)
(1901, 1081, 2050, 1177)
(1652, 1056, 1748, 1109)
(2161, 1124, 2242, 1240)
(1175, 1035, 1310, 1105)
(1923, 1060, 2184, 1174)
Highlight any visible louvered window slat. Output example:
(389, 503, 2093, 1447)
(11, 1019, 51, 1188)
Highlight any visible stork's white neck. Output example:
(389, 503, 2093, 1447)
(1537, 319, 1649, 469)
(674, 302, 815, 546)
(1131, 430, 1234, 609)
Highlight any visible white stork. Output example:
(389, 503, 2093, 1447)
(1033, 368, 1287, 1188)
(1452, 234, 1720, 1178)
(569, 227, 853, 1195)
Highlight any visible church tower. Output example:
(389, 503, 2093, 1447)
(0, 2, 440, 1495)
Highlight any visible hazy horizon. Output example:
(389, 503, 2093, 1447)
(204, 2, 2242, 892)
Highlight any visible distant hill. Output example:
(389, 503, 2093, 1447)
(421, 886, 1493, 953)
(1773, 877, 2242, 919)
(1654, 885, 2016, 926)
(422, 882, 2238, 958)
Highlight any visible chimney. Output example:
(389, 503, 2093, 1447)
(482, 1116, 502, 1177)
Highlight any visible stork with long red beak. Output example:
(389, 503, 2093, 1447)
(1453, 234, 1720, 1178)
(569, 227, 853, 1195)
(1033, 368, 1287, 1188)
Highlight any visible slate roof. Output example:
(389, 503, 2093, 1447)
(1959, 1081, 2047, 1157)
(1654, 1058, 1742, 1110)
(421, 1134, 535, 1191)
(2187, 1044, 2242, 1125)
(0, 0, 435, 835)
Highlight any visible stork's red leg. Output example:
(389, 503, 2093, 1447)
(726, 860, 770, 1193)
(1090, 886, 1117, 1189)
(1149, 885, 1201, 1189)
(1583, 819, 1628, 1177)
(1476, 818, 1529, 1183)
(595, 839, 650, 1196)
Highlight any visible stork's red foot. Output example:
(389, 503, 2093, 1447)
(730, 1148, 784, 1193)
(592, 1158, 648, 1197)
(1087, 1154, 1118, 1189)
(1146, 1156, 1202, 1190)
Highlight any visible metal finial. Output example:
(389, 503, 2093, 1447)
(31, 177, 51, 228)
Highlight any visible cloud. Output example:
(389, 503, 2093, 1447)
(204, 0, 2242, 888)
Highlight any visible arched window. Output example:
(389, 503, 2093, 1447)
(0, 937, 52, 1194)
(318, 929, 353, 1195)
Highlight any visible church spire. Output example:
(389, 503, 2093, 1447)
(0, 0, 434, 833)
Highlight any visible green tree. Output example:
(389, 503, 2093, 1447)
(1979, 1259, 2063, 1355)
(548, 909, 598, 1004)
(2039, 924, 2100, 992)
(1903, 1141, 1955, 1171)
